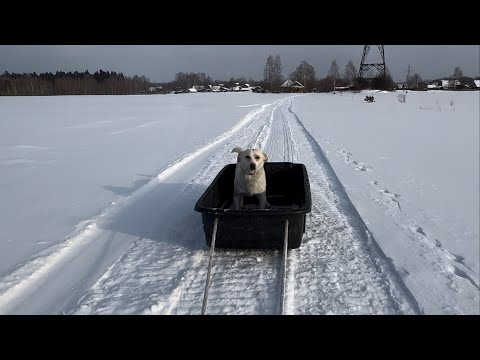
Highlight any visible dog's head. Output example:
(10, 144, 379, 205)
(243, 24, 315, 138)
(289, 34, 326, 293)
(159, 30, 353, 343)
(232, 147, 268, 175)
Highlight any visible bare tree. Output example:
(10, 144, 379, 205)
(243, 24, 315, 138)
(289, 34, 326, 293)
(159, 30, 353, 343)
(264, 55, 274, 87)
(328, 59, 340, 92)
(290, 60, 316, 91)
(343, 60, 357, 85)
(264, 54, 283, 91)
(273, 55, 283, 88)
(453, 66, 463, 78)
(407, 73, 422, 88)
(328, 60, 340, 79)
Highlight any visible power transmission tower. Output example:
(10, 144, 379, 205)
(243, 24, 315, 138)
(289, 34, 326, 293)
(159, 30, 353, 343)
(358, 45, 387, 79)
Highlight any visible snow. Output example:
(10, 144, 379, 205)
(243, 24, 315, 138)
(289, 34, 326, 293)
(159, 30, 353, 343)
(0, 91, 478, 315)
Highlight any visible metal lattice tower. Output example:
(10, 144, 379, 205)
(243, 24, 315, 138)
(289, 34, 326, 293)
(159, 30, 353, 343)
(358, 45, 386, 79)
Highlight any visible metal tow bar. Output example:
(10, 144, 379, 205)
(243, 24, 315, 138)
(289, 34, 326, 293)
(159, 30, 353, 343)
(201, 217, 218, 315)
(279, 218, 289, 315)
(201, 217, 290, 315)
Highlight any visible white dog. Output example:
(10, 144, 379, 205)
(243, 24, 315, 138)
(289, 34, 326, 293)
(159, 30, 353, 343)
(231, 147, 268, 210)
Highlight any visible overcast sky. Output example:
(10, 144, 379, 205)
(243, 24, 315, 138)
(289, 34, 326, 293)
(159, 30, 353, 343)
(0, 45, 478, 83)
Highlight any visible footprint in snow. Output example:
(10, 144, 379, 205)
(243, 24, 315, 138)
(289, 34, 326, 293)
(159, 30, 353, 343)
(451, 266, 480, 291)
(382, 189, 401, 199)
(338, 149, 352, 163)
(354, 165, 368, 171)
(352, 160, 373, 172)
(415, 226, 427, 236)
(376, 188, 402, 210)
(449, 252, 474, 273)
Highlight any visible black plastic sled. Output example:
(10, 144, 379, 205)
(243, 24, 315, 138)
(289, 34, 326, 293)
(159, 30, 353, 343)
(194, 162, 312, 249)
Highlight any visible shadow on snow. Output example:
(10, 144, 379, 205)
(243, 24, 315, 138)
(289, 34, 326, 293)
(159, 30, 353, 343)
(101, 179, 208, 251)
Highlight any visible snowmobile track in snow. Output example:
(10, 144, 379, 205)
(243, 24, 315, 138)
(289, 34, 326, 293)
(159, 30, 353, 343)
(72, 96, 421, 315)
(0, 95, 423, 315)
(189, 97, 422, 315)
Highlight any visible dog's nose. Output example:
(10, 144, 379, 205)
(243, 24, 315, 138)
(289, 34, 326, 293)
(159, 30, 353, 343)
(249, 163, 256, 170)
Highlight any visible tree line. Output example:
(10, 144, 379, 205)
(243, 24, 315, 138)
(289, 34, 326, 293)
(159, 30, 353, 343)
(161, 56, 397, 93)
(262, 54, 397, 92)
(0, 70, 151, 96)
(404, 66, 472, 89)
(0, 57, 471, 96)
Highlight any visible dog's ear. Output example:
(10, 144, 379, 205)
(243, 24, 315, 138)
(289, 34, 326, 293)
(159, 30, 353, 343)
(231, 147, 244, 154)
(263, 152, 268, 161)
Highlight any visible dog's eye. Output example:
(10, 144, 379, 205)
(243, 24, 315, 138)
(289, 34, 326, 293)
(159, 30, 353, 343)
(255, 156, 260, 160)
(246, 156, 250, 159)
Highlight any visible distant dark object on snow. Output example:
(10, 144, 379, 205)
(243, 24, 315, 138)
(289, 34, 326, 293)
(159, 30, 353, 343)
(252, 86, 267, 93)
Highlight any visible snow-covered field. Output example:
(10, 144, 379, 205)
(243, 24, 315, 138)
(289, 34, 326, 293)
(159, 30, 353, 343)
(0, 91, 478, 315)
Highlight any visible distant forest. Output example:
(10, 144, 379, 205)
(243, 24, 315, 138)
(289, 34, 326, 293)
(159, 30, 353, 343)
(0, 69, 266, 96)
(0, 70, 151, 96)
(0, 69, 278, 96)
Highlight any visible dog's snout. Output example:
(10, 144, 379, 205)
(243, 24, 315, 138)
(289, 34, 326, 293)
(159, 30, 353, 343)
(249, 163, 256, 170)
